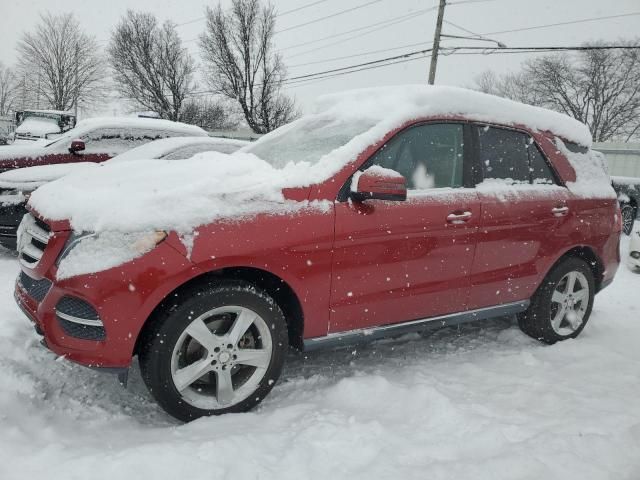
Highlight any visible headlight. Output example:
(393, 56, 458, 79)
(55, 230, 168, 278)
(631, 251, 640, 260)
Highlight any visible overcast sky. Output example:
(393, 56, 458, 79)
(1, 0, 638, 115)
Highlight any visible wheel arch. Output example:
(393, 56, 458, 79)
(134, 266, 305, 357)
(547, 245, 604, 291)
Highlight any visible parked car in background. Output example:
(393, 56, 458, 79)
(0, 118, 208, 248)
(13, 86, 620, 421)
(13, 110, 77, 143)
(611, 176, 639, 235)
(629, 225, 640, 270)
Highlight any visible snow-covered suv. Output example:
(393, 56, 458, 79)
(14, 86, 621, 421)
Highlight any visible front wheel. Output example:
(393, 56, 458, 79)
(518, 258, 595, 344)
(138, 280, 288, 422)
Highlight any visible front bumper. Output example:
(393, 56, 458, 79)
(14, 238, 199, 369)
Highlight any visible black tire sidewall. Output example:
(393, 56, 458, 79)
(139, 281, 288, 422)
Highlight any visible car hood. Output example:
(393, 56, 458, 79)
(0, 144, 49, 167)
(0, 162, 97, 191)
(28, 151, 317, 234)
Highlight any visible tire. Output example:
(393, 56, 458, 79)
(138, 280, 288, 422)
(621, 204, 636, 236)
(518, 257, 595, 344)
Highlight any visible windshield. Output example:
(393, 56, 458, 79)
(244, 115, 375, 169)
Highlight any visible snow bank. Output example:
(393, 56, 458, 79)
(1, 237, 640, 479)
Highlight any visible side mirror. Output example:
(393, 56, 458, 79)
(351, 166, 407, 202)
(69, 139, 85, 154)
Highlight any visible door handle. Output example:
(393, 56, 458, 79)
(447, 211, 472, 224)
(551, 206, 569, 217)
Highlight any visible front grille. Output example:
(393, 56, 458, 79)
(57, 317, 106, 341)
(56, 296, 100, 320)
(18, 271, 52, 302)
(55, 296, 105, 341)
(17, 213, 51, 268)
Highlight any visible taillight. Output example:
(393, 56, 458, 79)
(615, 204, 623, 232)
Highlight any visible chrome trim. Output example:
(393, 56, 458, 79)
(55, 310, 104, 327)
(303, 300, 530, 351)
(26, 226, 49, 244)
(17, 213, 50, 268)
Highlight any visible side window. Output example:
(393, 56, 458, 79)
(527, 141, 557, 184)
(367, 123, 464, 190)
(478, 126, 530, 183)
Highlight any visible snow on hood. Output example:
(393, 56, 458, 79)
(29, 152, 322, 235)
(0, 162, 97, 191)
(0, 143, 50, 163)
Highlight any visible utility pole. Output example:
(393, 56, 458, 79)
(428, 0, 446, 85)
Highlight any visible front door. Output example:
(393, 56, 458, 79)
(329, 122, 481, 333)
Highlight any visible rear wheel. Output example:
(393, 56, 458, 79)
(138, 280, 288, 422)
(621, 204, 636, 236)
(518, 258, 595, 344)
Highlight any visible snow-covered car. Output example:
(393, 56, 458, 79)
(0, 118, 208, 249)
(13, 110, 76, 143)
(629, 225, 640, 270)
(611, 176, 640, 235)
(14, 85, 621, 421)
(0, 135, 246, 249)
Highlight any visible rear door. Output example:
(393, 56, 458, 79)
(330, 122, 481, 332)
(467, 124, 572, 309)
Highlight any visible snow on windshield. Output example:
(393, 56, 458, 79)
(15, 117, 59, 136)
(245, 115, 377, 169)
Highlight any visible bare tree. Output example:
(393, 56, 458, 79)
(200, 0, 298, 134)
(0, 63, 18, 116)
(474, 41, 640, 142)
(109, 11, 195, 121)
(16, 13, 105, 112)
(180, 97, 240, 131)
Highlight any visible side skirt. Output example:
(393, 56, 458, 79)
(303, 300, 530, 352)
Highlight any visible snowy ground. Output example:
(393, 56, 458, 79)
(0, 233, 639, 480)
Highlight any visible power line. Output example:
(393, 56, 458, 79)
(174, 0, 334, 28)
(281, 6, 437, 53)
(275, 0, 385, 34)
(288, 41, 433, 68)
(279, 0, 334, 17)
(482, 12, 640, 37)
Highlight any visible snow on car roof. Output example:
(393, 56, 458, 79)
(314, 85, 592, 147)
(108, 136, 249, 163)
(71, 117, 208, 137)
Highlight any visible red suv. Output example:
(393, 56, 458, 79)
(13, 87, 620, 421)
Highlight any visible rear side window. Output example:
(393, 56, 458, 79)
(527, 142, 556, 184)
(478, 126, 558, 185)
(478, 126, 529, 183)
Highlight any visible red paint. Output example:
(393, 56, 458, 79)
(15, 116, 620, 369)
(0, 151, 110, 171)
